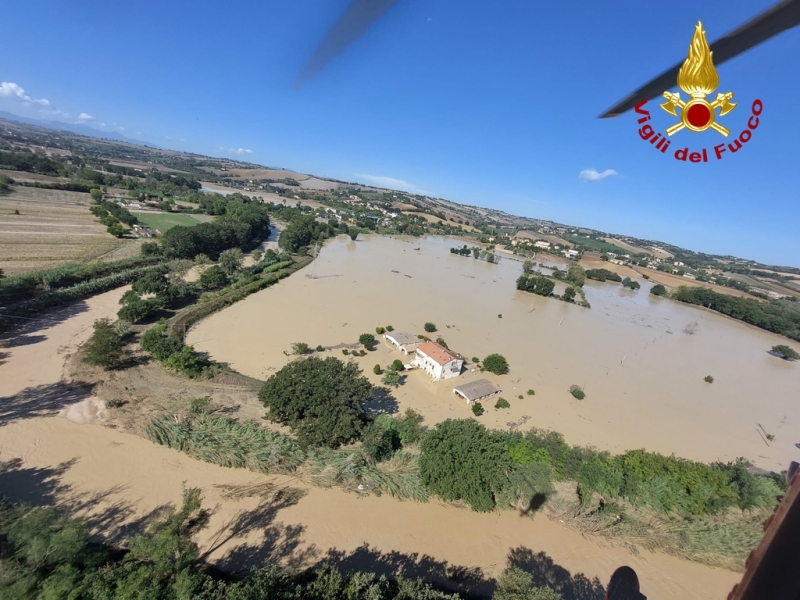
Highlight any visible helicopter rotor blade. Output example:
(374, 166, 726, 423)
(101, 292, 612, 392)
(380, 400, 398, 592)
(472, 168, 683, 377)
(599, 0, 800, 118)
(294, 0, 398, 89)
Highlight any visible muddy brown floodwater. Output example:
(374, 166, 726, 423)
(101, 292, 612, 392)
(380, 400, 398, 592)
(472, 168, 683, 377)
(190, 234, 800, 473)
(2, 237, 795, 599)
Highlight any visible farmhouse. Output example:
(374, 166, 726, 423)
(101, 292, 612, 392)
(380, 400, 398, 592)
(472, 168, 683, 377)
(453, 379, 502, 404)
(383, 332, 420, 355)
(534, 241, 550, 249)
(411, 341, 463, 381)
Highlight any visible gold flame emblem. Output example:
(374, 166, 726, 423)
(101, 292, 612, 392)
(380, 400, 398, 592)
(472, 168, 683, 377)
(660, 21, 736, 136)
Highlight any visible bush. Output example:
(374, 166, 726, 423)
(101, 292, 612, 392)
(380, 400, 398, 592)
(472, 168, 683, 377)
(569, 385, 585, 400)
(562, 287, 576, 302)
(527, 389, 535, 395)
(567, 264, 586, 287)
(362, 418, 398, 463)
(140, 327, 183, 361)
(771, 344, 800, 360)
(359, 349, 366, 356)
(386, 325, 394, 331)
(342, 349, 349, 355)
(472, 357, 481, 364)
(359, 333, 376, 347)
(375, 326, 385, 334)
(163, 345, 212, 378)
(424, 322, 436, 333)
(483, 353, 509, 375)
(516, 274, 555, 296)
(650, 283, 667, 296)
(83, 319, 124, 369)
(292, 342, 310, 355)
(373, 364, 382, 375)
(518, 394, 523, 399)
(259, 357, 373, 448)
(392, 359, 404, 371)
(495, 397, 510, 409)
(471, 402, 484, 416)
(495, 568, 564, 600)
(585, 268, 622, 283)
(704, 375, 714, 384)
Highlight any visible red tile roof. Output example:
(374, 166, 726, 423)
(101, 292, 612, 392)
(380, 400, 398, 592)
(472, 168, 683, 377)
(416, 341, 459, 366)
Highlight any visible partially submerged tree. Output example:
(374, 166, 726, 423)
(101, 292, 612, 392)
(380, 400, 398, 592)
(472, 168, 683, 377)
(650, 283, 667, 296)
(771, 345, 800, 360)
(483, 353, 509, 375)
(424, 322, 437, 333)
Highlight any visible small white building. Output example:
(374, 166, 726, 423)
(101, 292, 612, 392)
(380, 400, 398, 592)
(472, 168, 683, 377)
(411, 342, 463, 382)
(534, 241, 550, 249)
(383, 332, 420, 355)
(565, 249, 579, 258)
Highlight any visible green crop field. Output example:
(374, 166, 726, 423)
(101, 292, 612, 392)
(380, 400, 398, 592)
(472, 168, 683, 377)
(134, 212, 214, 232)
(563, 235, 632, 255)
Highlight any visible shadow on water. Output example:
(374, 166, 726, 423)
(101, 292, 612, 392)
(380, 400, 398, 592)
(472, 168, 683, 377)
(0, 457, 170, 546)
(0, 380, 96, 426)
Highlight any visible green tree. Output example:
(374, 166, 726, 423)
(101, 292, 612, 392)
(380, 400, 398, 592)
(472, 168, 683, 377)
(118, 298, 162, 323)
(141, 327, 183, 361)
(522, 259, 535, 275)
(259, 357, 373, 448)
(483, 353, 509, 375)
(650, 283, 667, 296)
(424, 322, 437, 333)
(566, 264, 586, 287)
(569, 385, 585, 399)
(107, 223, 128, 238)
(163, 345, 211, 378)
(83, 318, 123, 369)
(373, 364, 382, 375)
(359, 333, 376, 348)
(392, 359, 405, 371)
(89, 188, 103, 203)
(218, 248, 244, 276)
(771, 345, 800, 360)
(251, 249, 263, 262)
(349, 228, 359, 241)
(495, 397, 510, 409)
(199, 265, 228, 290)
(419, 419, 512, 512)
(382, 367, 401, 387)
(562, 287, 576, 302)
(292, 342, 310, 355)
(132, 270, 168, 295)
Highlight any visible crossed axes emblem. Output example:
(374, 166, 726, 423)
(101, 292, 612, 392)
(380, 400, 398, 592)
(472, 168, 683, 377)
(660, 91, 737, 137)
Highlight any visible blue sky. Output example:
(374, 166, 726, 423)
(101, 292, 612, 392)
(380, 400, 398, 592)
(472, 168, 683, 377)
(1, 0, 797, 266)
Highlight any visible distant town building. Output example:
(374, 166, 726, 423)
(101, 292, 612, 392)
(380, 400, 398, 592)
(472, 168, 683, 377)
(411, 341, 463, 382)
(534, 241, 551, 249)
(565, 249, 579, 258)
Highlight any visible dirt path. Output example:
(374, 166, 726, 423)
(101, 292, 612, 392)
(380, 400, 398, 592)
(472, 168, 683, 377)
(0, 288, 741, 599)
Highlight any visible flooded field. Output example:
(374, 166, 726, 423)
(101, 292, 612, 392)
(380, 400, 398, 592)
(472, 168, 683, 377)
(190, 234, 800, 472)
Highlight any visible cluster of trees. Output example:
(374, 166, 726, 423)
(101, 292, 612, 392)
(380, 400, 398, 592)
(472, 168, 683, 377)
(117, 270, 195, 323)
(449, 244, 473, 256)
(89, 201, 138, 237)
(483, 354, 509, 375)
(516, 274, 555, 297)
(82, 319, 126, 369)
(0, 173, 12, 193)
(621, 277, 640, 290)
(585, 268, 622, 283)
(418, 419, 784, 515)
(160, 206, 270, 259)
(0, 148, 65, 176)
(140, 321, 212, 378)
(650, 284, 667, 296)
(673, 286, 800, 341)
(278, 214, 334, 253)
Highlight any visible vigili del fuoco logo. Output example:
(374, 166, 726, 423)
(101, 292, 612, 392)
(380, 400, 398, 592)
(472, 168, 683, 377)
(635, 21, 762, 163)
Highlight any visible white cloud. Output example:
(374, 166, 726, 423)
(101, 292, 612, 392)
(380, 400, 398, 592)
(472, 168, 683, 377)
(356, 174, 428, 194)
(579, 168, 617, 182)
(219, 146, 253, 155)
(0, 81, 50, 106)
(78, 113, 93, 121)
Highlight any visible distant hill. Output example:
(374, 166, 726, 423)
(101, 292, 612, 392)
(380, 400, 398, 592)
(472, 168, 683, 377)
(0, 111, 156, 146)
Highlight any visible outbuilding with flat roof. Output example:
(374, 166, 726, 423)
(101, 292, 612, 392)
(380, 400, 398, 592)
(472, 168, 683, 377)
(383, 332, 420, 354)
(453, 379, 502, 403)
